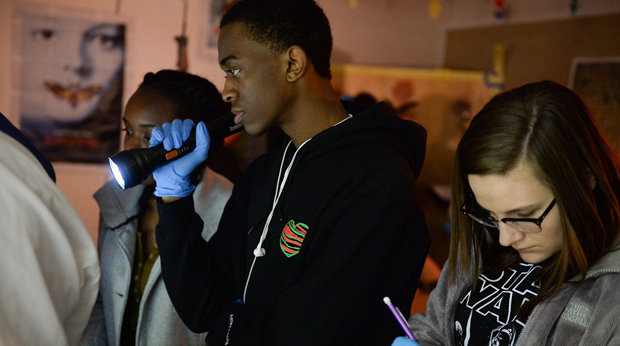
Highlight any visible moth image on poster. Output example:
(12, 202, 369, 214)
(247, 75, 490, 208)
(18, 12, 125, 163)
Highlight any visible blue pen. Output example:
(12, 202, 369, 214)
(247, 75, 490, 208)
(383, 296, 417, 341)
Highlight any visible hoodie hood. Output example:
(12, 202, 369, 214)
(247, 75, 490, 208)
(300, 100, 427, 178)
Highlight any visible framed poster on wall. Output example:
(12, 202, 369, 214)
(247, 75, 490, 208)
(569, 56, 620, 154)
(12, 5, 125, 163)
(199, 0, 241, 59)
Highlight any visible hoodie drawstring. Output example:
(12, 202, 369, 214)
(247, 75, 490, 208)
(243, 138, 311, 302)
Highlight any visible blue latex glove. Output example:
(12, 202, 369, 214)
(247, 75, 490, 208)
(391, 337, 421, 346)
(149, 119, 210, 197)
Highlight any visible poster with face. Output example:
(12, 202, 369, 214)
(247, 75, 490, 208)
(17, 10, 125, 163)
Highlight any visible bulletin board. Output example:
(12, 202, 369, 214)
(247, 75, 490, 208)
(569, 56, 620, 154)
(444, 13, 620, 91)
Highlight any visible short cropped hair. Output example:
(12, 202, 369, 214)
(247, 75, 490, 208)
(220, 0, 333, 79)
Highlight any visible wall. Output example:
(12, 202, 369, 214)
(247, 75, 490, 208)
(1, 0, 620, 244)
(318, 0, 620, 67)
(444, 14, 620, 90)
(320, 0, 448, 68)
(446, 0, 620, 29)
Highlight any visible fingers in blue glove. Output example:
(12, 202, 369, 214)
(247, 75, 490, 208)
(149, 119, 195, 150)
(391, 336, 421, 346)
(181, 119, 194, 143)
(161, 119, 193, 150)
(170, 118, 194, 148)
(194, 121, 211, 157)
(171, 120, 209, 177)
(149, 126, 164, 148)
(161, 122, 173, 151)
(170, 120, 183, 148)
(152, 119, 209, 198)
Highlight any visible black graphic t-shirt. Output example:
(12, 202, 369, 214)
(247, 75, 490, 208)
(454, 262, 543, 346)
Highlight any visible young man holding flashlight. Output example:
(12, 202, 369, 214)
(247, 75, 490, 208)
(152, 0, 430, 345)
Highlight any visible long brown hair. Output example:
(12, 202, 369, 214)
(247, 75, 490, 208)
(449, 80, 620, 313)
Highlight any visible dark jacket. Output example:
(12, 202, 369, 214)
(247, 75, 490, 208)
(156, 101, 430, 346)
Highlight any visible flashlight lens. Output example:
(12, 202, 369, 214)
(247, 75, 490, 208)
(109, 158, 126, 189)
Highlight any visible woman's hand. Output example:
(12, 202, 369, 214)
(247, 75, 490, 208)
(391, 336, 421, 346)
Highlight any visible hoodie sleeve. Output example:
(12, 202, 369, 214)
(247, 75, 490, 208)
(407, 263, 455, 346)
(156, 194, 240, 333)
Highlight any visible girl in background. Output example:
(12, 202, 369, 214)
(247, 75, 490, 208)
(81, 70, 234, 346)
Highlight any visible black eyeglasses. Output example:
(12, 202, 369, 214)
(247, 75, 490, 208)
(460, 193, 556, 233)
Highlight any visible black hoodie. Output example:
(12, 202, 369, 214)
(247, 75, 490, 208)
(156, 101, 430, 346)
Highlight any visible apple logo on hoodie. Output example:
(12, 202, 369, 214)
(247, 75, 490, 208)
(280, 220, 308, 258)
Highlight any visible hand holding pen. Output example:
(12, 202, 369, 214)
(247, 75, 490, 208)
(391, 336, 421, 346)
(383, 297, 421, 346)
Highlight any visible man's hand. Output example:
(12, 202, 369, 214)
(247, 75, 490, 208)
(149, 119, 210, 198)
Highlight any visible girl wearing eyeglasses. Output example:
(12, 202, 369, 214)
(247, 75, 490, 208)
(393, 80, 620, 346)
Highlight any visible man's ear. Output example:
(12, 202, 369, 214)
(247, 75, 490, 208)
(284, 45, 306, 82)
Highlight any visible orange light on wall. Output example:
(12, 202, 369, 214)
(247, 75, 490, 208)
(429, 0, 441, 19)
